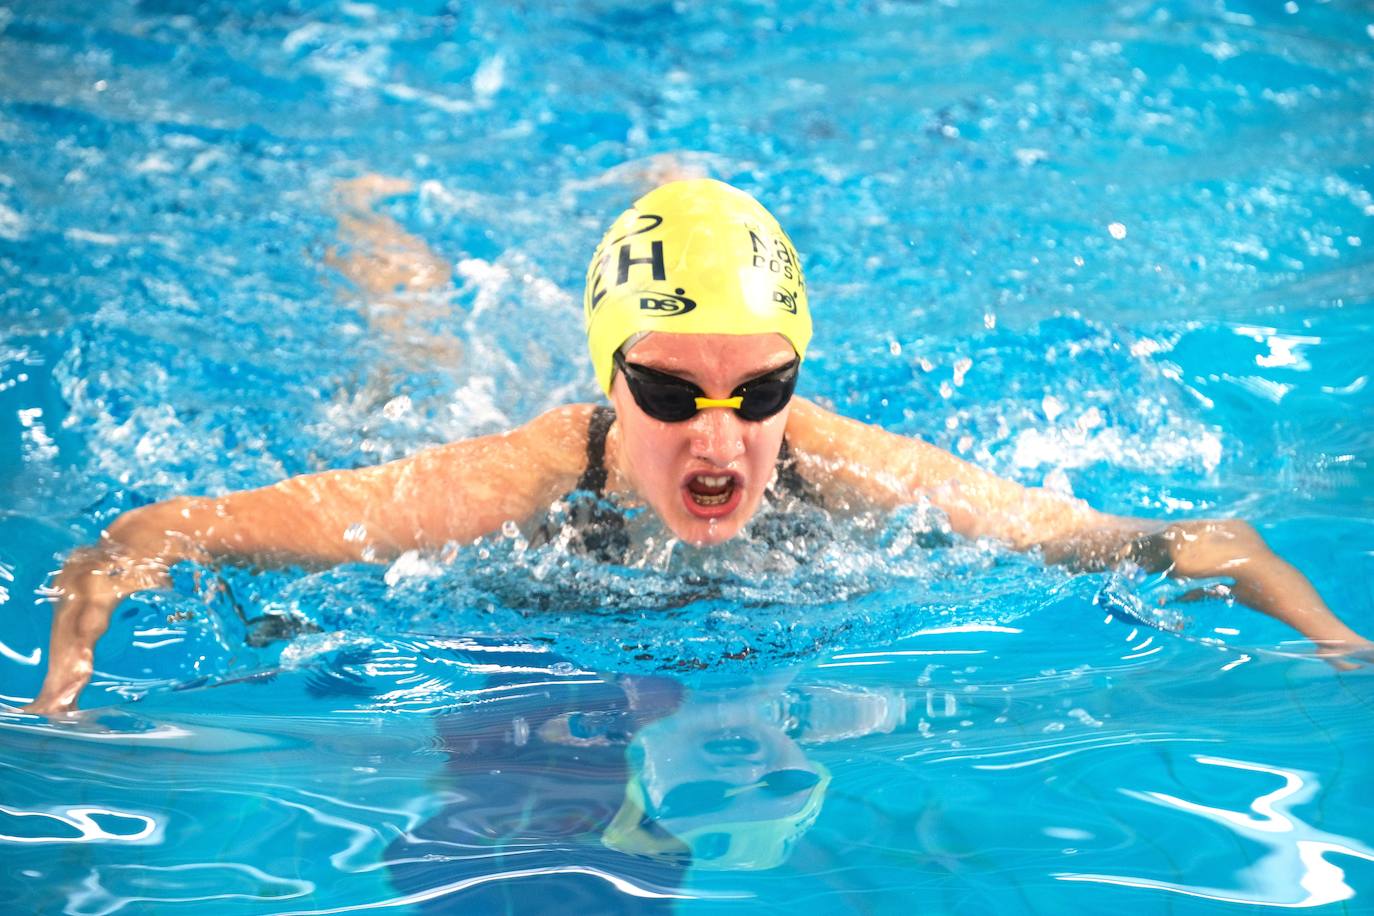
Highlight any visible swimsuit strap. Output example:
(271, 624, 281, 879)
(576, 405, 616, 496)
(771, 435, 811, 500)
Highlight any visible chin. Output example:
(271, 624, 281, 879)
(677, 519, 745, 548)
(666, 496, 758, 547)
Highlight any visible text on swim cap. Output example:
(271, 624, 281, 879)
(618, 241, 666, 285)
(748, 230, 802, 284)
(585, 215, 665, 315)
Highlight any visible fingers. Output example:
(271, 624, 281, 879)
(21, 695, 75, 717)
(1315, 639, 1374, 672)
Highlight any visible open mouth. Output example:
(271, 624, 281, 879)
(682, 471, 743, 518)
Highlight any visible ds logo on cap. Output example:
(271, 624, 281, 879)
(638, 288, 697, 316)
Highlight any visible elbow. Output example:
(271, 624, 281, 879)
(1177, 518, 1262, 547)
(1165, 518, 1267, 577)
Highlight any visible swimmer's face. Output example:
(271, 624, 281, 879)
(610, 332, 795, 547)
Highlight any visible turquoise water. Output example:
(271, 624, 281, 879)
(3, 0, 1374, 912)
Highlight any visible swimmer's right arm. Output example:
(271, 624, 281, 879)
(24, 405, 596, 715)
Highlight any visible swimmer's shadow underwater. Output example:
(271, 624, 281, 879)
(105, 636, 939, 910)
(38, 617, 1355, 916)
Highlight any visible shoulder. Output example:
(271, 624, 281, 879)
(784, 397, 902, 459)
(779, 398, 895, 507)
(781, 397, 958, 510)
(519, 403, 602, 443)
(411, 403, 602, 500)
(496, 403, 603, 480)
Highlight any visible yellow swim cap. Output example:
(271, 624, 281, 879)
(584, 179, 812, 396)
(601, 762, 832, 871)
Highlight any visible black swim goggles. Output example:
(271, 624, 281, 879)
(613, 350, 800, 423)
(652, 769, 822, 819)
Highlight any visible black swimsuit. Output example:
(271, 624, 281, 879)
(530, 406, 819, 561)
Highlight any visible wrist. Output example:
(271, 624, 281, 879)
(104, 498, 203, 565)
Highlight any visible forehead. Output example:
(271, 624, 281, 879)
(623, 332, 795, 379)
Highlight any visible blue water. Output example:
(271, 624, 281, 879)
(3, 0, 1374, 912)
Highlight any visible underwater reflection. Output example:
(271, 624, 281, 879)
(374, 640, 907, 913)
(1057, 754, 1374, 907)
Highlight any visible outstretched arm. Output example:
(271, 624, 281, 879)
(785, 399, 1371, 655)
(25, 405, 594, 714)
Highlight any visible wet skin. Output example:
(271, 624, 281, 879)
(605, 332, 797, 547)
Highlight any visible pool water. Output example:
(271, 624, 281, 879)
(3, 0, 1374, 912)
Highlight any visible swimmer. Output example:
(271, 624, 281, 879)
(23, 178, 1373, 715)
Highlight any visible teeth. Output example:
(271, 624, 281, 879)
(688, 473, 735, 508)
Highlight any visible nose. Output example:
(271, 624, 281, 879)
(689, 406, 746, 466)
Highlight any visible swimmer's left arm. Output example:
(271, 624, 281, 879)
(785, 399, 1372, 656)
(1032, 518, 1372, 659)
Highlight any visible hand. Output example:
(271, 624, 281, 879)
(1313, 638, 1374, 672)
(1146, 520, 1373, 657)
(22, 543, 172, 716)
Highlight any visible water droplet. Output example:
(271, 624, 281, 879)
(381, 395, 412, 420)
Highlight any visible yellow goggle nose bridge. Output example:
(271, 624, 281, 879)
(694, 396, 745, 410)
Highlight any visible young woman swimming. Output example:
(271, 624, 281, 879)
(24, 178, 1372, 715)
